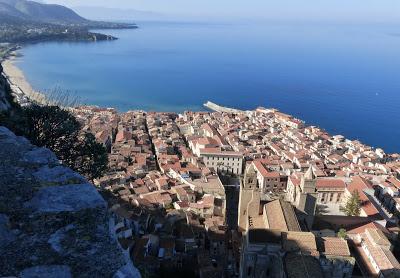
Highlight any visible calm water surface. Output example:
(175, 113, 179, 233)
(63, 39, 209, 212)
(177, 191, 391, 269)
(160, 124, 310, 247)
(16, 21, 400, 152)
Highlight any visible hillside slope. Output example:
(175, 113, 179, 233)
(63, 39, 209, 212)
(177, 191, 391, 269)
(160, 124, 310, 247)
(0, 0, 136, 43)
(0, 0, 87, 24)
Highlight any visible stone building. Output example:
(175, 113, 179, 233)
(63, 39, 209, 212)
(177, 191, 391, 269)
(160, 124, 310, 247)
(316, 178, 346, 204)
(239, 229, 355, 278)
(238, 164, 261, 231)
(238, 164, 354, 278)
(252, 160, 288, 194)
(286, 166, 318, 230)
(348, 228, 400, 277)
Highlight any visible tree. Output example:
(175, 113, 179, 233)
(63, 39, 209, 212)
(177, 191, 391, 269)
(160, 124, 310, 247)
(69, 132, 108, 180)
(338, 228, 347, 239)
(22, 105, 81, 161)
(340, 190, 362, 216)
(2, 104, 108, 180)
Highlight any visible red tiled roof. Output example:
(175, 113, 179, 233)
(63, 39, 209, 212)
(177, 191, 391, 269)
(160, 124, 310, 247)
(316, 178, 346, 189)
(388, 177, 400, 189)
(347, 222, 389, 235)
(319, 237, 351, 257)
(347, 176, 379, 217)
(200, 148, 243, 156)
(115, 130, 132, 142)
(253, 160, 280, 178)
(197, 137, 219, 146)
(347, 176, 373, 193)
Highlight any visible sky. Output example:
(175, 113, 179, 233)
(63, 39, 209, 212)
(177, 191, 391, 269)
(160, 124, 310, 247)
(43, 0, 400, 23)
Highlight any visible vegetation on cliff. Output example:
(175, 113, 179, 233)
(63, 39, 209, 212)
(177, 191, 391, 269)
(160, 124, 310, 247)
(1, 104, 108, 180)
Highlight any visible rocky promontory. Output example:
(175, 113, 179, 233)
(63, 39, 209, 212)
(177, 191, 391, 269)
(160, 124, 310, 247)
(0, 126, 137, 277)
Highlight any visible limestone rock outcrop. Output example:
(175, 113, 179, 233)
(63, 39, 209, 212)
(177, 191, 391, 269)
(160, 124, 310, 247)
(0, 127, 135, 277)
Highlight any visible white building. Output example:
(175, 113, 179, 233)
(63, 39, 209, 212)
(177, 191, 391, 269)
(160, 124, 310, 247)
(200, 149, 244, 175)
(350, 228, 400, 277)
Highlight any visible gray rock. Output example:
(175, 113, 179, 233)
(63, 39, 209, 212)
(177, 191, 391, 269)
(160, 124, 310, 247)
(19, 265, 72, 278)
(0, 127, 127, 277)
(25, 184, 106, 213)
(22, 148, 59, 166)
(48, 224, 75, 254)
(0, 126, 16, 139)
(0, 127, 30, 146)
(114, 264, 142, 278)
(33, 166, 86, 186)
(0, 214, 15, 248)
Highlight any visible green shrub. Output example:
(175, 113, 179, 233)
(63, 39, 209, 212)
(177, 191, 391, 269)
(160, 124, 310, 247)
(1, 104, 108, 180)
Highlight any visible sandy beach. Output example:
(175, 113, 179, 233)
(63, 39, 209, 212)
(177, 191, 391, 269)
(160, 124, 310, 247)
(3, 57, 34, 95)
(2, 53, 48, 106)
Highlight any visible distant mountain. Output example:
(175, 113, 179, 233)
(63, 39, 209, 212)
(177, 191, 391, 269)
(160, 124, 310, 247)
(0, 0, 87, 24)
(0, 2, 26, 20)
(0, 0, 136, 44)
(73, 6, 162, 22)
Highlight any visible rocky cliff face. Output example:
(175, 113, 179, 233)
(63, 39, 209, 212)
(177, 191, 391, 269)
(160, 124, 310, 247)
(0, 64, 11, 111)
(0, 127, 133, 277)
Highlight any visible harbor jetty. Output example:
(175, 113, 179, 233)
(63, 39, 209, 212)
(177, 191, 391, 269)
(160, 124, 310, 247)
(203, 101, 243, 113)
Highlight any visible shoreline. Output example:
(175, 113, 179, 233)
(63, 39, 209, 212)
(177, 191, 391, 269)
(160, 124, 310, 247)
(1, 50, 397, 155)
(2, 52, 49, 107)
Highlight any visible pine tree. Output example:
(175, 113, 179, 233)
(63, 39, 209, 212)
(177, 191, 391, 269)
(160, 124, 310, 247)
(340, 190, 362, 216)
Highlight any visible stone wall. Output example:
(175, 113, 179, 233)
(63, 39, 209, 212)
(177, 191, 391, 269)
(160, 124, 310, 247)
(0, 127, 139, 277)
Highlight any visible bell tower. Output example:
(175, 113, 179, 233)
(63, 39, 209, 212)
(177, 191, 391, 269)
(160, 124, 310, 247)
(238, 164, 260, 232)
(296, 166, 317, 230)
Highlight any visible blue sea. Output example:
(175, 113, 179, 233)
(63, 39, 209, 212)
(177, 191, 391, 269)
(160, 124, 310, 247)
(15, 20, 400, 153)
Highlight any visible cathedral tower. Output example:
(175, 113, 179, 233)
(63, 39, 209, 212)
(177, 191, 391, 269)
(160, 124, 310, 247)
(296, 166, 317, 230)
(238, 164, 260, 232)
